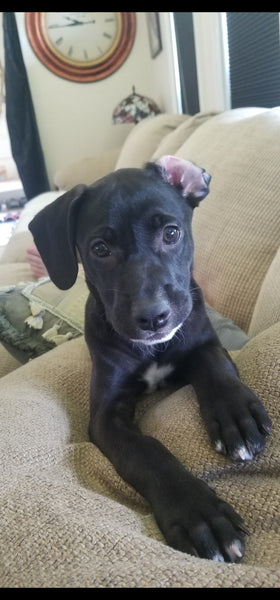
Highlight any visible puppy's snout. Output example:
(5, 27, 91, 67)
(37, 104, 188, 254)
(135, 302, 170, 332)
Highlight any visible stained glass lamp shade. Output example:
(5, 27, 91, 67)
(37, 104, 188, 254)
(112, 86, 161, 124)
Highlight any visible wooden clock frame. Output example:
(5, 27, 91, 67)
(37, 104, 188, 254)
(25, 12, 136, 83)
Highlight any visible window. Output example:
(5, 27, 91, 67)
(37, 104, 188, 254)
(226, 12, 280, 108)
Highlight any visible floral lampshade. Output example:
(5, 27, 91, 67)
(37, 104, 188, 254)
(112, 86, 161, 124)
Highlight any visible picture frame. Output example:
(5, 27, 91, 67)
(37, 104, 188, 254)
(146, 12, 162, 59)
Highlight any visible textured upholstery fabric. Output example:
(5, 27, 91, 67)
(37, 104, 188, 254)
(0, 332, 279, 587)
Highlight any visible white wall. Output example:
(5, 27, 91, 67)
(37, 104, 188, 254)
(13, 12, 179, 188)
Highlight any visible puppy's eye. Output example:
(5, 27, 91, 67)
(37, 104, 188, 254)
(91, 241, 111, 257)
(163, 225, 180, 244)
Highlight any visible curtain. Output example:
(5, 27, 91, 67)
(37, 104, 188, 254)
(173, 12, 199, 115)
(3, 12, 50, 200)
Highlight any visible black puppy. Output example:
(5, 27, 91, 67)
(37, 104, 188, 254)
(29, 155, 271, 562)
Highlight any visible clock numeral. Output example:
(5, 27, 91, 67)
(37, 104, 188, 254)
(84, 49, 88, 60)
(68, 46, 73, 57)
(103, 32, 112, 40)
(55, 37, 63, 46)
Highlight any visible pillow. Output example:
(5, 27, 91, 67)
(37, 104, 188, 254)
(0, 264, 249, 365)
(205, 304, 249, 350)
(151, 112, 217, 161)
(54, 148, 121, 191)
(115, 113, 188, 170)
(0, 267, 88, 364)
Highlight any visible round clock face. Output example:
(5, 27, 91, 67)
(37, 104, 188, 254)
(25, 12, 136, 82)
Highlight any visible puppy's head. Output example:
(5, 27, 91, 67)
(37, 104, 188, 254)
(29, 156, 210, 344)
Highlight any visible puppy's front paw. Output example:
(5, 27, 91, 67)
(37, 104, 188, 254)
(204, 381, 271, 461)
(156, 476, 249, 562)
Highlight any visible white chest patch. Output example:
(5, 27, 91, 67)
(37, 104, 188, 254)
(142, 362, 174, 394)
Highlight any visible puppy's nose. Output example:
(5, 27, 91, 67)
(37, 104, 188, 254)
(135, 302, 170, 332)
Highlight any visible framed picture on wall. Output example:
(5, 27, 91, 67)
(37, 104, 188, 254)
(146, 12, 162, 59)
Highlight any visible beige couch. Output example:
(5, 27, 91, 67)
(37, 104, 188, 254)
(0, 108, 279, 587)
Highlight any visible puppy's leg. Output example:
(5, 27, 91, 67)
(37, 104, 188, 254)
(89, 364, 249, 562)
(187, 344, 271, 461)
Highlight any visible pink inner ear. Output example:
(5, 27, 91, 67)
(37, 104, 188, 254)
(156, 155, 195, 191)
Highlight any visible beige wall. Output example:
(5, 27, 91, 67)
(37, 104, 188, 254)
(12, 12, 179, 188)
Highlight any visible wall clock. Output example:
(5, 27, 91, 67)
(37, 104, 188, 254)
(25, 12, 136, 83)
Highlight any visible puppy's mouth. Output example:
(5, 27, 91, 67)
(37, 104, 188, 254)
(129, 322, 183, 346)
(111, 293, 193, 346)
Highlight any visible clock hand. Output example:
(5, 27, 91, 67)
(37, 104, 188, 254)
(48, 16, 96, 29)
(63, 16, 97, 25)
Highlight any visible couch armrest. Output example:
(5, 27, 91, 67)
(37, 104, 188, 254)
(0, 232, 34, 264)
(54, 147, 121, 191)
(248, 246, 280, 338)
(0, 192, 64, 265)
(235, 321, 280, 425)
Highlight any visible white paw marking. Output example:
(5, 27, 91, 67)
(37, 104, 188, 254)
(228, 540, 243, 559)
(215, 440, 223, 453)
(212, 552, 225, 562)
(235, 446, 253, 461)
(142, 362, 174, 393)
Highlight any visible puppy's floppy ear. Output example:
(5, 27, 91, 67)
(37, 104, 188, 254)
(156, 154, 211, 207)
(29, 184, 87, 290)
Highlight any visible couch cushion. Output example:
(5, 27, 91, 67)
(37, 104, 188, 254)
(115, 113, 188, 169)
(248, 246, 280, 337)
(174, 107, 280, 332)
(151, 112, 217, 160)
